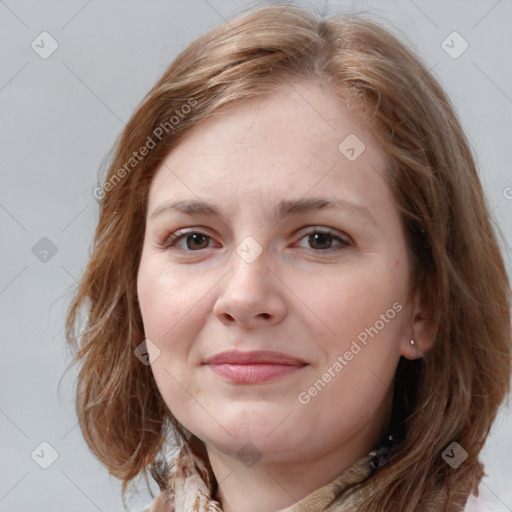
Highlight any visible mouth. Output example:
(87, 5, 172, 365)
(203, 350, 308, 384)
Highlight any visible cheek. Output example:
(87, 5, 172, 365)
(302, 259, 407, 341)
(137, 256, 213, 390)
(137, 261, 198, 421)
(298, 258, 408, 411)
(138, 256, 204, 337)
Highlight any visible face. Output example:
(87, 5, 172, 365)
(137, 81, 417, 466)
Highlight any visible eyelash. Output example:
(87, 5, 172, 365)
(161, 227, 351, 253)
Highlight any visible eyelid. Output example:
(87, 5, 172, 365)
(297, 226, 350, 240)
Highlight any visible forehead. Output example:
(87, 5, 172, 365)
(147, 81, 391, 216)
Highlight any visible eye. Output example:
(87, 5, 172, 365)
(161, 227, 350, 253)
(295, 228, 350, 251)
(163, 229, 215, 251)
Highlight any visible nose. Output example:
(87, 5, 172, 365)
(213, 249, 287, 329)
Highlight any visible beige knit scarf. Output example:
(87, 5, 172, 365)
(143, 434, 398, 512)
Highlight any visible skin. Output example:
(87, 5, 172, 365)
(137, 81, 433, 512)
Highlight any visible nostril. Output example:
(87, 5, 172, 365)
(260, 313, 271, 319)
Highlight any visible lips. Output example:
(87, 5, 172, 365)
(204, 350, 307, 366)
(203, 350, 307, 383)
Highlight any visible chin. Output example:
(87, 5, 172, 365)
(186, 407, 302, 457)
(202, 432, 301, 464)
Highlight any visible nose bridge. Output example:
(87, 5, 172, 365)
(227, 239, 270, 296)
(213, 240, 286, 326)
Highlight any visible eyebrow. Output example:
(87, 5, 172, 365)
(149, 197, 376, 226)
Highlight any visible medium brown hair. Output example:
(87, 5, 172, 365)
(65, 4, 511, 510)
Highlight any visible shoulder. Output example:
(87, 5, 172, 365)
(463, 490, 511, 512)
(141, 493, 174, 512)
(142, 504, 174, 512)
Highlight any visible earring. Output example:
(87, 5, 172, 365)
(411, 339, 418, 356)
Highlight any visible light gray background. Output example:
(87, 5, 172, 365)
(1, 0, 511, 510)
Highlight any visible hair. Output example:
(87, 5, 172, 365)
(65, 4, 511, 511)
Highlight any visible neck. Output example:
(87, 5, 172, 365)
(206, 414, 389, 512)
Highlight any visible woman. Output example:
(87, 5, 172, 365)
(65, 4, 511, 511)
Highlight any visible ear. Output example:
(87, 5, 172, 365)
(400, 289, 436, 360)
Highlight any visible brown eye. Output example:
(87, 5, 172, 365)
(164, 230, 214, 251)
(308, 232, 336, 250)
(296, 229, 350, 251)
(184, 233, 210, 250)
